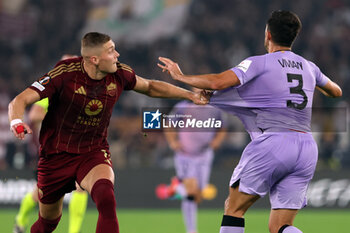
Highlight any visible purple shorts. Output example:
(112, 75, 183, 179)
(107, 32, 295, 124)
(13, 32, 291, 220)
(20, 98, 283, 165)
(230, 131, 317, 209)
(37, 148, 112, 204)
(175, 149, 214, 189)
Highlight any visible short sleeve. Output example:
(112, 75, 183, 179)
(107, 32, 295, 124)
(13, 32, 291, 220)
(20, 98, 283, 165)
(314, 65, 330, 87)
(117, 63, 137, 90)
(29, 60, 65, 99)
(230, 55, 266, 88)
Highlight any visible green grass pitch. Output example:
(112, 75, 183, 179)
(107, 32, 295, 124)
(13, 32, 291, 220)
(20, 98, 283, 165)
(0, 208, 349, 232)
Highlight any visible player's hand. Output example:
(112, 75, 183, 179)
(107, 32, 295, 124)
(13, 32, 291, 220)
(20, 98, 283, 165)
(157, 57, 183, 80)
(201, 89, 214, 101)
(10, 121, 32, 140)
(191, 90, 210, 105)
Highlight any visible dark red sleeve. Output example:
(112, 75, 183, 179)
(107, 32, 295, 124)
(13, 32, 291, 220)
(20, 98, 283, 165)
(117, 63, 137, 90)
(123, 71, 136, 90)
(29, 60, 65, 99)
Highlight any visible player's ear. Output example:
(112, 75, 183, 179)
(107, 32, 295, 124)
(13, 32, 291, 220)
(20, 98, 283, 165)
(266, 29, 272, 41)
(90, 56, 99, 65)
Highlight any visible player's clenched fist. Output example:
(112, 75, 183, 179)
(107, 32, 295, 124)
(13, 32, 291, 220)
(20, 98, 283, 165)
(10, 119, 32, 140)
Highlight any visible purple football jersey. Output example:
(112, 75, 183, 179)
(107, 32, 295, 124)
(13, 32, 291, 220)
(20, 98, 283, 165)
(209, 51, 328, 209)
(210, 51, 329, 132)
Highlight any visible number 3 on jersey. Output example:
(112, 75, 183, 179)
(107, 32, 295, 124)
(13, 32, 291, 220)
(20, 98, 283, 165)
(286, 73, 308, 110)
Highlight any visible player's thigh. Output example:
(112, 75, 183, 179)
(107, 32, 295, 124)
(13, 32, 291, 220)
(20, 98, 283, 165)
(39, 196, 64, 220)
(77, 149, 115, 193)
(184, 162, 212, 193)
(37, 154, 78, 204)
(174, 154, 191, 179)
(269, 137, 317, 209)
(270, 172, 314, 210)
(197, 151, 214, 190)
(229, 134, 287, 197)
(224, 186, 259, 217)
(175, 152, 213, 189)
(183, 178, 199, 194)
(80, 164, 114, 194)
(268, 209, 298, 233)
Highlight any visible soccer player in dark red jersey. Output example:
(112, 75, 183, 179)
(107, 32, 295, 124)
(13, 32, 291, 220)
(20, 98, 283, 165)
(8, 32, 208, 233)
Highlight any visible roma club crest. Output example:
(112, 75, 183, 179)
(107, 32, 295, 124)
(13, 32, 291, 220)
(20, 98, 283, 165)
(106, 82, 117, 96)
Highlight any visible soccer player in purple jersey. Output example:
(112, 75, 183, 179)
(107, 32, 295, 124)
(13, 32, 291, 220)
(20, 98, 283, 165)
(158, 10, 342, 233)
(8, 32, 208, 233)
(165, 99, 226, 233)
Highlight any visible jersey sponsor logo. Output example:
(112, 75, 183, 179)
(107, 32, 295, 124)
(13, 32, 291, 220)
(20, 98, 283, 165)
(31, 81, 45, 91)
(143, 109, 162, 129)
(74, 86, 87, 95)
(85, 99, 103, 116)
(236, 59, 252, 72)
(38, 76, 51, 85)
(76, 116, 101, 126)
(106, 82, 117, 96)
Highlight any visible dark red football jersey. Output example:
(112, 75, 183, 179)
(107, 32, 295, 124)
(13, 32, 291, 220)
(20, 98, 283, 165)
(29, 57, 136, 155)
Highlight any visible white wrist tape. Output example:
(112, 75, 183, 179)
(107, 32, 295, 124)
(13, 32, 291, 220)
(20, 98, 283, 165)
(10, 119, 23, 129)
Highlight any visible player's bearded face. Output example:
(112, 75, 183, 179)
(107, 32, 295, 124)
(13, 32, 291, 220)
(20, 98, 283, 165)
(97, 40, 119, 73)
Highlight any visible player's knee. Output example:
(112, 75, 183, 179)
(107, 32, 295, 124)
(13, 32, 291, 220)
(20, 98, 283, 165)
(223, 196, 245, 217)
(183, 178, 198, 194)
(91, 179, 116, 218)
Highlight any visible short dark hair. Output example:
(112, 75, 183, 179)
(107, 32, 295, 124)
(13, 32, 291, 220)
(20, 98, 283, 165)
(267, 10, 302, 47)
(81, 32, 111, 48)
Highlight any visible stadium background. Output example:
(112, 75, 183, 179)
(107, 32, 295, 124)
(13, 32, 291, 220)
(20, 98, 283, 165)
(0, 0, 349, 232)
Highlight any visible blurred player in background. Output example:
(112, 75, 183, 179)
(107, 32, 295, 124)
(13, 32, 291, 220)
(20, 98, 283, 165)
(8, 32, 207, 233)
(158, 10, 342, 233)
(13, 97, 88, 233)
(162, 94, 226, 233)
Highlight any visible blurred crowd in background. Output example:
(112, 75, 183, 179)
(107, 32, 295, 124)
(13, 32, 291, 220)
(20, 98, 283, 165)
(0, 0, 349, 171)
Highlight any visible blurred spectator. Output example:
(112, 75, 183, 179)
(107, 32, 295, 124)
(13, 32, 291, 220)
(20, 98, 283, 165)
(0, 77, 12, 169)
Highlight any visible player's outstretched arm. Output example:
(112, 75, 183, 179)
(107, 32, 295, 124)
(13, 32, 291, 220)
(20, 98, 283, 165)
(133, 75, 208, 105)
(8, 88, 40, 139)
(158, 57, 240, 90)
(316, 80, 342, 98)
